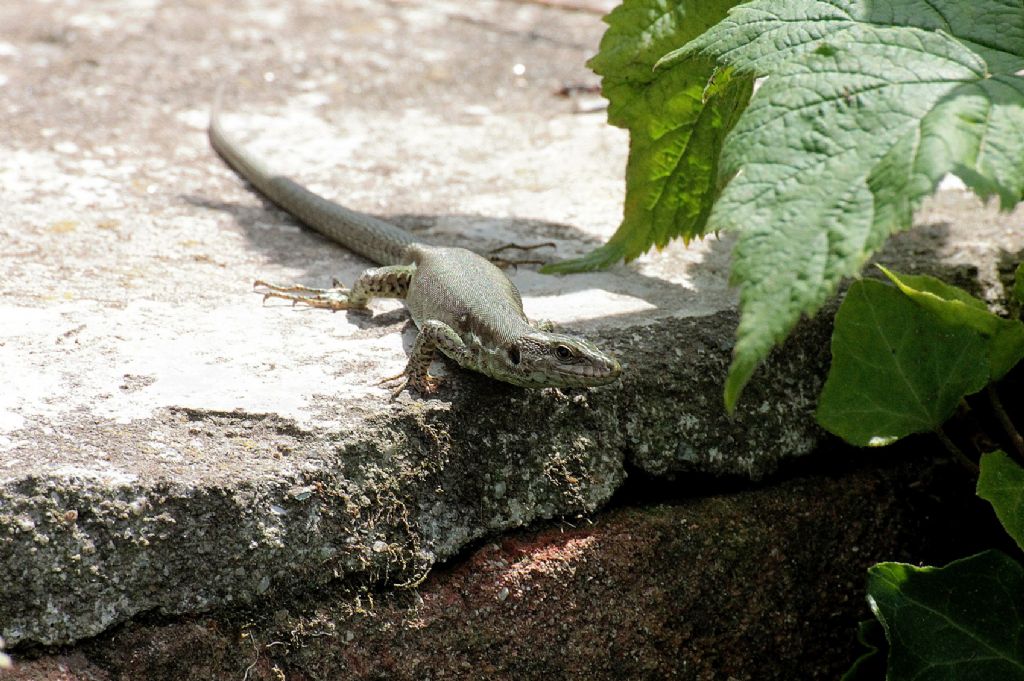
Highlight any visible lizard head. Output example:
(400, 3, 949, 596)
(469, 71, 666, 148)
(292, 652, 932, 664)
(492, 331, 621, 388)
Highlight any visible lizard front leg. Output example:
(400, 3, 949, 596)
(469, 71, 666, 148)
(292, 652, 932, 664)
(255, 264, 415, 310)
(380, 319, 472, 397)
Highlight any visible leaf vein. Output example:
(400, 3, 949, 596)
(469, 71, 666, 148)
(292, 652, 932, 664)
(875, 572, 1024, 669)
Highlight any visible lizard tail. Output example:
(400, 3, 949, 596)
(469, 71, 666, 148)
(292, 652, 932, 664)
(208, 88, 418, 266)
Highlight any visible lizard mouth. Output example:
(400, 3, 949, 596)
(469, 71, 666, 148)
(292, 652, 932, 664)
(505, 358, 621, 388)
(558, 357, 622, 386)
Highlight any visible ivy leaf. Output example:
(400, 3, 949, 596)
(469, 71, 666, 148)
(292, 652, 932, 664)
(878, 266, 1024, 381)
(542, 0, 751, 273)
(868, 551, 1024, 681)
(667, 0, 1024, 408)
(816, 279, 989, 447)
(978, 450, 1024, 552)
(989, 324, 1024, 383)
(877, 266, 992, 326)
(841, 618, 888, 681)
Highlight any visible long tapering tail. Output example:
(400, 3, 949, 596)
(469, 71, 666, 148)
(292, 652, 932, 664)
(208, 89, 418, 266)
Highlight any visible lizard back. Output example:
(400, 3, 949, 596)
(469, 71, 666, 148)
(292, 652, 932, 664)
(405, 246, 533, 346)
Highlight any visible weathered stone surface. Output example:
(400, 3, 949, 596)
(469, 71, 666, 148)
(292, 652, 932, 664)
(5, 452, 989, 680)
(1, 0, 1021, 650)
(0, 401, 625, 646)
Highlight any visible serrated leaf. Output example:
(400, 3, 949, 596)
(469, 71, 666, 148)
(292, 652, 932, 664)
(978, 450, 1024, 552)
(668, 1, 1024, 75)
(542, 0, 750, 274)
(868, 551, 1024, 681)
(879, 266, 1024, 380)
(672, 1, 1024, 407)
(816, 279, 989, 446)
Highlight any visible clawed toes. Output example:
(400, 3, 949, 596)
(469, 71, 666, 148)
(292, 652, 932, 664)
(252, 279, 362, 310)
(377, 371, 407, 398)
(387, 378, 410, 400)
(254, 279, 352, 293)
(378, 372, 442, 399)
(412, 376, 443, 395)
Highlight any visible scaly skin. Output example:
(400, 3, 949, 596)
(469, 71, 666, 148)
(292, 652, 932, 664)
(209, 98, 621, 394)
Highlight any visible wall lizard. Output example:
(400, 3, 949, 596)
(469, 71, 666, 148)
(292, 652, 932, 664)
(209, 98, 621, 395)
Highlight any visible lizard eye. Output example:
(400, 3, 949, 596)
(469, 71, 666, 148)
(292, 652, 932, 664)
(554, 344, 573, 362)
(508, 346, 521, 365)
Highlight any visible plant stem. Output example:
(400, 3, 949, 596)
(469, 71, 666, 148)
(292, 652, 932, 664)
(934, 427, 979, 474)
(987, 385, 1024, 459)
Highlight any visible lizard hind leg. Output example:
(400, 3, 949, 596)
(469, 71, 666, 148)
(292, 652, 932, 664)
(254, 264, 415, 311)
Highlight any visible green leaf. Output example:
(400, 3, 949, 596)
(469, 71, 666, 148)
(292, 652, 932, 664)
(816, 279, 989, 446)
(990, 322, 1024, 382)
(878, 265, 992, 324)
(673, 1, 1024, 407)
(868, 551, 1024, 681)
(978, 450, 1024, 552)
(668, 1, 1024, 76)
(1015, 263, 1024, 304)
(542, 0, 751, 274)
(878, 266, 1024, 380)
(842, 618, 888, 681)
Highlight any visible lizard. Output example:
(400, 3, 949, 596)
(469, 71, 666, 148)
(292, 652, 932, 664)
(209, 96, 621, 395)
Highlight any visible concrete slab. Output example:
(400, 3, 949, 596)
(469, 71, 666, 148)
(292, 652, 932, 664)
(1, 0, 1021, 646)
